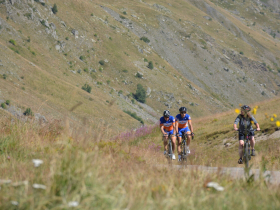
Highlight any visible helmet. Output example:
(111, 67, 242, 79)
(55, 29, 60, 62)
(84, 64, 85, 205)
(163, 110, 170, 118)
(179, 107, 187, 113)
(241, 105, 251, 112)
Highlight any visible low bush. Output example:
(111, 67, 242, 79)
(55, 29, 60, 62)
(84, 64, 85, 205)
(133, 84, 146, 103)
(140, 36, 150, 43)
(6, 100, 10, 106)
(23, 108, 33, 116)
(1, 103, 6, 109)
(9, 39, 16, 46)
(52, 3, 58, 14)
(135, 72, 143, 78)
(99, 60, 105, 65)
(123, 110, 144, 124)
(79, 56, 85, 61)
(82, 84, 92, 93)
(148, 61, 154, 70)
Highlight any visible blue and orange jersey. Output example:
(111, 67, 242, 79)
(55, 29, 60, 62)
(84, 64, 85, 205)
(175, 114, 191, 129)
(159, 116, 175, 131)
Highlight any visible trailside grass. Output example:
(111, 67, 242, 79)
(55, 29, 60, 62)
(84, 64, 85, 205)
(1, 105, 280, 209)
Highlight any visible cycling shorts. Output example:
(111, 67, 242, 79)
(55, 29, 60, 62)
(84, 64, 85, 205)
(178, 127, 191, 137)
(239, 131, 254, 140)
(164, 129, 174, 136)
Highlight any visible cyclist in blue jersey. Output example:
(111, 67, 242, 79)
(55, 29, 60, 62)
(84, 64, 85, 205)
(159, 110, 176, 160)
(175, 107, 194, 161)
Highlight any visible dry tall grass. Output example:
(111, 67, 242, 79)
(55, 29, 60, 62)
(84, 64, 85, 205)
(1, 110, 280, 209)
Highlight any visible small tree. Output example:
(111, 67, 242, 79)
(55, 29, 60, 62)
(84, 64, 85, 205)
(148, 61, 154, 70)
(133, 84, 146, 103)
(82, 84, 92, 93)
(52, 4, 58, 14)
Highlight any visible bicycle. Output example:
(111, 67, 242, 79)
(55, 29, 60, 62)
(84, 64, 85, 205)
(165, 133, 173, 162)
(179, 132, 194, 162)
(238, 129, 258, 168)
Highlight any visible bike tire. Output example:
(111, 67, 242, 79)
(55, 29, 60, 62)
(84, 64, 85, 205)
(244, 142, 249, 168)
(169, 140, 173, 160)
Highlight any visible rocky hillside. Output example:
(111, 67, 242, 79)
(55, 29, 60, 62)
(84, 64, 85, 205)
(0, 0, 279, 131)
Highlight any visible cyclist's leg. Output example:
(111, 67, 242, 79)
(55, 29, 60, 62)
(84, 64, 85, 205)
(249, 131, 255, 150)
(239, 140, 244, 158)
(177, 128, 184, 155)
(162, 131, 169, 153)
(186, 127, 191, 146)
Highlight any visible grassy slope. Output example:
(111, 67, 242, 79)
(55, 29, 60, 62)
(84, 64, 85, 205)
(1, 98, 280, 209)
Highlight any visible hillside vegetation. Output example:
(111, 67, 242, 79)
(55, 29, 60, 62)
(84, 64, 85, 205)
(0, 0, 280, 131)
(1, 97, 280, 209)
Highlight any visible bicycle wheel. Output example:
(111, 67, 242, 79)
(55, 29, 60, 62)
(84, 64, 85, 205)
(182, 139, 187, 163)
(169, 140, 173, 160)
(244, 142, 249, 168)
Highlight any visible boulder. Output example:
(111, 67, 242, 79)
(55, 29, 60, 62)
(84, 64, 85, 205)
(146, 87, 151, 96)
(55, 45, 60, 51)
(50, 23, 56, 30)
(35, 113, 47, 123)
(71, 29, 79, 36)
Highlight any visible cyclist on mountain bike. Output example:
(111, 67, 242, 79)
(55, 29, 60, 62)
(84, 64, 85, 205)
(234, 105, 260, 164)
(175, 107, 194, 161)
(160, 110, 176, 160)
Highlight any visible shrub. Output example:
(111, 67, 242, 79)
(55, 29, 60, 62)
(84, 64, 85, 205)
(133, 84, 146, 103)
(135, 72, 143, 78)
(6, 100, 10, 106)
(97, 81, 103, 85)
(24, 13, 32, 19)
(118, 90, 123, 95)
(84, 68, 89, 73)
(23, 108, 33, 116)
(148, 61, 154, 69)
(91, 13, 94, 16)
(144, 58, 148, 62)
(99, 60, 105, 65)
(82, 84, 92, 93)
(65, 37, 69, 40)
(120, 15, 126, 19)
(123, 110, 144, 124)
(123, 11, 127, 15)
(1, 103, 6, 109)
(2, 74, 7, 79)
(140, 36, 150, 43)
(9, 39, 16, 46)
(122, 69, 128, 73)
(131, 99, 135, 104)
(239, 51, 244, 55)
(52, 3, 58, 14)
(79, 55, 85, 61)
(106, 80, 111, 85)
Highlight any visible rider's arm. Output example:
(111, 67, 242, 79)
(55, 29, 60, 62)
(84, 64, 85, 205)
(160, 125, 166, 135)
(233, 116, 240, 130)
(172, 122, 176, 135)
(251, 116, 260, 130)
(255, 123, 260, 130)
(188, 120, 194, 134)
(175, 120, 179, 134)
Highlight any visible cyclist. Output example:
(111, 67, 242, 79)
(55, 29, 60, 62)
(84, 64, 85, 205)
(234, 105, 260, 164)
(160, 110, 176, 160)
(175, 107, 194, 161)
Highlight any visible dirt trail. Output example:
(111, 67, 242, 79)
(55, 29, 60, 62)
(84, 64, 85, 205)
(158, 164, 280, 184)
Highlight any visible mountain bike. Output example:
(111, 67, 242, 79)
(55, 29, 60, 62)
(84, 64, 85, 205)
(165, 134, 173, 162)
(180, 132, 194, 162)
(238, 129, 258, 168)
